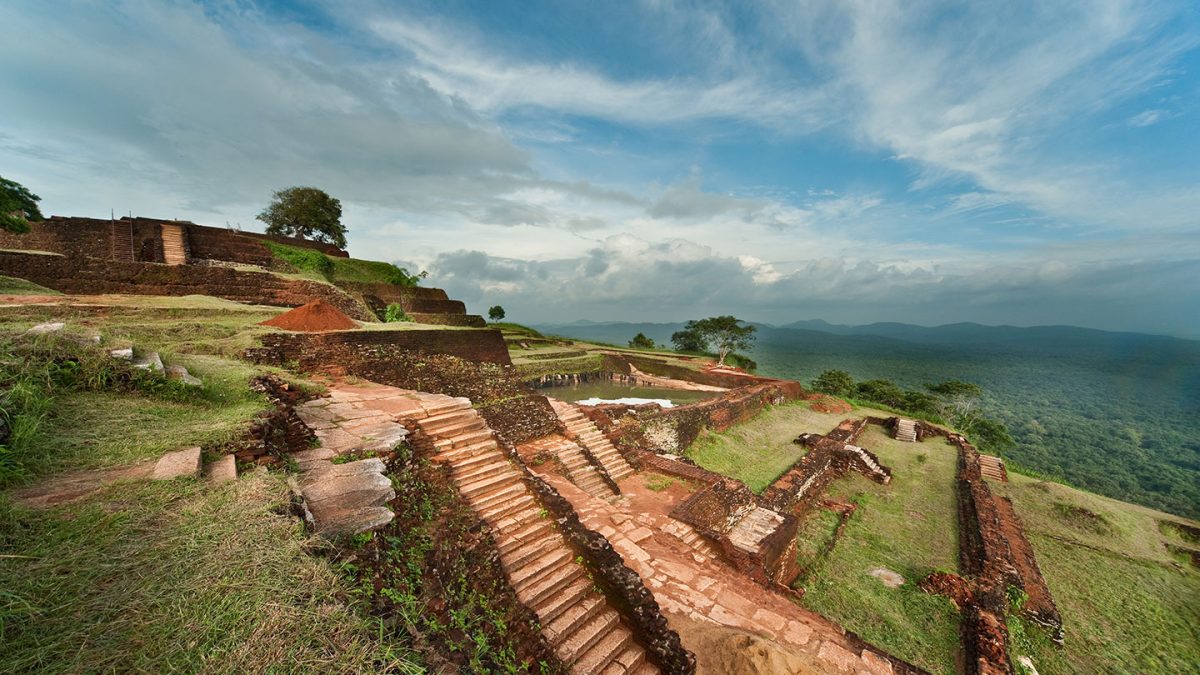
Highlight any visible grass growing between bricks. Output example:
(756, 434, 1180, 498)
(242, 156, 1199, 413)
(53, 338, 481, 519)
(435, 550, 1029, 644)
(797, 425, 961, 675)
(995, 472, 1200, 673)
(0, 474, 417, 673)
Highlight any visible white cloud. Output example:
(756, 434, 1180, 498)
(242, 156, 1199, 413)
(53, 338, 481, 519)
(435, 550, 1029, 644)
(1127, 109, 1167, 127)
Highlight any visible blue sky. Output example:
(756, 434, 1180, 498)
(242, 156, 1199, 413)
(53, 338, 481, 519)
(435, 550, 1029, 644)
(1, 0, 1198, 335)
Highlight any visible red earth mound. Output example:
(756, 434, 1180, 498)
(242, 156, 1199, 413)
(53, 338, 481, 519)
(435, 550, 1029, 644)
(806, 394, 852, 414)
(260, 298, 358, 332)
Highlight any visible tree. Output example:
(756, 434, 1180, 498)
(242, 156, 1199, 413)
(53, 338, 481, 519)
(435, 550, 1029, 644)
(927, 379, 984, 429)
(256, 187, 347, 249)
(0, 176, 44, 234)
(488, 305, 506, 322)
(855, 379, 906, 408)
(812, 370, 855, 397)
(966, 417, 1014, 452)
(670, 323, 708, 353)
(628, 332, 656, 350)
(694, 315, 756, 365)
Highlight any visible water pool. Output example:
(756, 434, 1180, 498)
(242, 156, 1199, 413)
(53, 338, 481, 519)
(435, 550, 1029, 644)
(539, 381, 716, 408)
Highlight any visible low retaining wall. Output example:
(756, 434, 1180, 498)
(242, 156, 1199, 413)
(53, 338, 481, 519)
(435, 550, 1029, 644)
(0, 250, 372, 319)
(248, 333, 564, 444)
(601, 352, 805, 396)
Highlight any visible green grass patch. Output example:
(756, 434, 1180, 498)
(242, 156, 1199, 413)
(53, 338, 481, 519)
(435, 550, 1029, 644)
(684, 401, 851, 491)
(265, 241, 421, 287)
(0, 474, 417, 672)
(798, 425, 961, 674)
(644, 473, 678, 492)
(0, 275, 59, 295)
(493, 322, 544, 337)
(996, 472, 1200, 673)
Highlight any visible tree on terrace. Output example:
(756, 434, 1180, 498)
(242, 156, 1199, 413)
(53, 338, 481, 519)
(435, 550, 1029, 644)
(628, 332, 656, 350)
(0, 176, 44, 234)
(812, 369, 854, 398)
(670, 323, 708, 353)
(671, 316, 756, 365)
(257, 187, 347, 249)
(488, 305, 506, 322)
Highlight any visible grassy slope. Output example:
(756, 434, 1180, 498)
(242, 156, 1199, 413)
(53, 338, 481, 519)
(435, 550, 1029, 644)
(995, 474, 1200, 674)
(0, 275, 59, 295)
(0, 475, 413, 673)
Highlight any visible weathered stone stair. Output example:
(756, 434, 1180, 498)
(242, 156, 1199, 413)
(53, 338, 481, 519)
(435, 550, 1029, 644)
(160, 223, 188, 265)
(404, 396, 656, 674)
(522, 435, 617, 498)
(550, 400, 636, 484)
(894, 418, 917, 442)
(111, 220, 134, 262)
(979, 453, 1008, 482)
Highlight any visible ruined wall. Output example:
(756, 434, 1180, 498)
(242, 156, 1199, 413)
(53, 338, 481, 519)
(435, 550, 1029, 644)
(223, 375, 318, 466)
(601, 352, 805, 396)
(0, 250, 372, 319)
(248, 333, 561, 444)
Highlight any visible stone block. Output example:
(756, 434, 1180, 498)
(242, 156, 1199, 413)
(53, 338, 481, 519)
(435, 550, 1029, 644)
(203, 454, 237, 484)
(153, 447, 202, 480)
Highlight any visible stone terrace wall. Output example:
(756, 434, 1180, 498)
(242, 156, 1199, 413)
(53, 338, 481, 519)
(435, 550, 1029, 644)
(0, 216, 348, 263)
(337, 282, 466, 315)
(248, 334, 562, 444)
(0, 250, 372, 320)
(602, 352, 805, 396)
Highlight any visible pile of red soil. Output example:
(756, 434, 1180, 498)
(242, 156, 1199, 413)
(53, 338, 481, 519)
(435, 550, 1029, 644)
(807, 394, 852, 414)
(260, 298, 358, 332)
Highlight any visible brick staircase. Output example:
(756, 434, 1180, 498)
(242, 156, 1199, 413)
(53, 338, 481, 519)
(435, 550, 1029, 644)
(111, 220, 134, 262)
(522, 435, 617, 498)
(726, 506, 785, 554)
(550, 400, 636, 484)
(894, 418, 917, 442)
(160, 223, 188, 265)
(979, 453, 1008, 482)
(405, 396, 656, 674)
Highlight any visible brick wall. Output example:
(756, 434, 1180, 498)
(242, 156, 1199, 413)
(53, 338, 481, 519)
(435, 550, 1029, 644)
(602, 352, 805, 397)
(0, 250, 373, 319)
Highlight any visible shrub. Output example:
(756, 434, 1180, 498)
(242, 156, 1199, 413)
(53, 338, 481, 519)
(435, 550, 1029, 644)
(384, 304, 412, 323)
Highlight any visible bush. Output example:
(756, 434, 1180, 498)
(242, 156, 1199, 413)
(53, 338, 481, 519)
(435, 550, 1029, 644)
(264, 241, 334, 277)
(383, 304, 412, 323)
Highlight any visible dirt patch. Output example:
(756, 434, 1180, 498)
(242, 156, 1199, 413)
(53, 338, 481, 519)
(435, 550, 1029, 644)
(806, 394, 852, 414)
(919, 571, 974, 608)
(260, 298, 357, 331)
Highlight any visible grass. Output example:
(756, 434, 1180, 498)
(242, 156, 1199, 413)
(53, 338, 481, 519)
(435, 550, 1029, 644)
(265, 241, 421, 287)
(994, 472, 1200, 673)
(684, 401, 852, 491)
(798, 425, 962, 674)
(0, 474, 418, 673)
(0, 275, 59, 295)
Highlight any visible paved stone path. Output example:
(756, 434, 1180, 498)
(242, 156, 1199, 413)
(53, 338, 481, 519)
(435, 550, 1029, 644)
(304, 382, 657, 674)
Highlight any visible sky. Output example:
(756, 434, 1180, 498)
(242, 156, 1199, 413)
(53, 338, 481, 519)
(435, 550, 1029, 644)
(1, 1, 1198, 336)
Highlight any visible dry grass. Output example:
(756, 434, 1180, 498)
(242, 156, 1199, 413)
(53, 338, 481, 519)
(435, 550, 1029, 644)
(0, 473, 418, 673)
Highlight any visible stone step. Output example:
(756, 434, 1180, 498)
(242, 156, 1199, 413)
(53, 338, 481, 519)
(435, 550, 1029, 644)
(472, 482, 528, 513)
(457, 471, 519, 499)
(432, 439, 496, 463)
(301, 457, 387, 485)
(152, 447, 202, 480)
(433, 428, 494, 450)
(419, 407, 477, 427)
(492, 505, 542, 532)
(518, 558, 584, 608)
(499, 519, 555, 555)
(453, 457, 511, 484)
(602, 644, 646, 674)
(543, 594, 605, 647)
(501, 536, 562, 572)
(558, 610, 619, 666)
(479, 493, 537, 523)
(632, 662, 658, 674)
(203, 454, 237, 484)
(510, 547, 574, 590)
(534, 577, 594, 625)
(575, 623, 633, 675)
(448, 448, 502, 473)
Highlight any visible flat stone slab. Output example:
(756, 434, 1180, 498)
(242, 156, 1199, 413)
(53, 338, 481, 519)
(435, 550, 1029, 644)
(153, 447, 202, 480)
(302, 472, 394, 509)
(26, 322, 65, 334)
(869, 567, 905, 588)
(165, 364, 202, 386)
(132, 351, 164, 372)
(203, 454, 237, 484)
(109, 347, 134, 361)
(300, 457, 388, 485)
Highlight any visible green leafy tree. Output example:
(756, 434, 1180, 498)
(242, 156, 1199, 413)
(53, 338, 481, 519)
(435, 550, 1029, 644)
(966, 417, 1014, 452)
(487, 305, 506, 322)
(384, 304, 412, 322)
(670, 323, 708, 353)
(256, 187, 347, 249)
(855, 379, 906, 408)
(628, 332, 656, 350)
(812, 369, 855, 397)
(0, 176, 44, 234)
(928, 379, 985, 429)
(695, 316, 757, 365)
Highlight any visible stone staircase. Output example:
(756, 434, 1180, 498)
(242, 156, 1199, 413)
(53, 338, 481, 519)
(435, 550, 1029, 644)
(111, 220, 135, 262)
(726, 506, 785, 555)
(894, 418, 917, 442)
(979, 453, 1008, 482)
(522, 435, 617, 498)
(658, 519, 722, 561)
(403, 396, 656, 674)
(843, 444, 892, 484)
(160, 223, 188, 265)
(550, 400, 636, 484)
